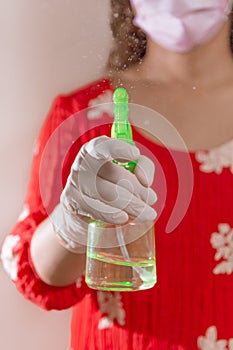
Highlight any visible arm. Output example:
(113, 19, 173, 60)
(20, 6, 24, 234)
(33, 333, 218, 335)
(30, 217, 86, 287)
(1, 95, 89, 310)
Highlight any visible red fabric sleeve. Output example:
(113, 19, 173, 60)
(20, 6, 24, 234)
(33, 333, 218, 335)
(1, 96, 89, 311)
(1, 78, 113, 311)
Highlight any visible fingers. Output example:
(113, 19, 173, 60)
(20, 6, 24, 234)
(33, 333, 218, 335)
(75, 136, 140, 165)
(95, 160, 157, 205)
(61, 185, 128, 224)
(77, 171, 157, 220)
(72, 136, 155, 189)
(62, 176, 157, 224)
(134, 155, 155, 187)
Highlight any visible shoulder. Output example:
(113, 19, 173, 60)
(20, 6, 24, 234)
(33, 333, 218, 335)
(38, 78, 113, 141)
(55, 78, 113, 115)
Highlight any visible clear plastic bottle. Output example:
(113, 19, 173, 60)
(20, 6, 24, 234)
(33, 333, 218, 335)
(85, 219, 156, 291)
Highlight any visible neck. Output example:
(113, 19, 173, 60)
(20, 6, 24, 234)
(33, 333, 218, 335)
(134, 20, 233, 88)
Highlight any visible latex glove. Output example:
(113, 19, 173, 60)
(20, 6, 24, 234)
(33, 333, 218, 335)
(51, 136, 157, 253)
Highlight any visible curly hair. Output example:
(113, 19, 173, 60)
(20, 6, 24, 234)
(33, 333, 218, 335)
(107, 0, 147, 71)
(107, 0, 233, 72)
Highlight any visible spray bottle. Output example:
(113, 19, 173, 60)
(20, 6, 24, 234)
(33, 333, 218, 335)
(85, 88, 157, 291)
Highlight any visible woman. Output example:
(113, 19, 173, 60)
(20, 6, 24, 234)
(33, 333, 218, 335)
(2, 0, 233, 349)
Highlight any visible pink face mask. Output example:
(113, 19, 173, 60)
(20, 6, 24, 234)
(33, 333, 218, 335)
(130, 0, 232, 52)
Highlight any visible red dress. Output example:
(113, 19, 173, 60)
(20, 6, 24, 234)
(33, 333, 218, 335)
(2, 78, 233, 350)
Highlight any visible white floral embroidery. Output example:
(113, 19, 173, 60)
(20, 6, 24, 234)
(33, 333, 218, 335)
(197, 326, 227, 349)
(197, 326, 233, 350)
(87, 90, 113, 120)
(17, 203, 30, 222)
(97, 291, 125, 330)
(195, 140, 233, 174)
(75, 276, 82, 288)
(229, 340, 233, 350)
(1, 235, 20, 281)
(98, 317, 113, 330)
(210, 223, 233, 275)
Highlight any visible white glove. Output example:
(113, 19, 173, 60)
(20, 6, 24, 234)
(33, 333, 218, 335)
(51, 136, 157, 253)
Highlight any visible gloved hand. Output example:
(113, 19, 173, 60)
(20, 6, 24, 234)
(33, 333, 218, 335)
(51, 136, 157, 253)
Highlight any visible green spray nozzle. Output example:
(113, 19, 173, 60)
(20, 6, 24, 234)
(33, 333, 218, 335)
(111, 87, 137, 173)
(111, 87, 133, 145)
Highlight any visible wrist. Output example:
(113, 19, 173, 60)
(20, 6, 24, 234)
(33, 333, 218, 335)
(50, 204, 88, 254)
(55, 231, 86, 254)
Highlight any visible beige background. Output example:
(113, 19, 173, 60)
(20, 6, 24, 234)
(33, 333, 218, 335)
(0, 1, 111, 349)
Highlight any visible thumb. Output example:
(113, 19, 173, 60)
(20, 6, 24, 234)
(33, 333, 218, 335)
(85, 136, 140, 161)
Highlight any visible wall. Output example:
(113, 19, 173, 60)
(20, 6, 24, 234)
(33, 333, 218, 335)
(0, 1, 110, 349)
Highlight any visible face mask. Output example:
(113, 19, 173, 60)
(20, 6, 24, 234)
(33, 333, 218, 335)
(130, 0, 232, 53)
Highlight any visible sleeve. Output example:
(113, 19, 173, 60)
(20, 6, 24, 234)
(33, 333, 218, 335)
(0, 96, 89, 311)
